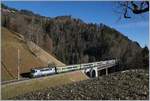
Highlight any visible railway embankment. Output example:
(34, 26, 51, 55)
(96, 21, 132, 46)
(11, 69, 149, 100)
(1, 70, 88, 99)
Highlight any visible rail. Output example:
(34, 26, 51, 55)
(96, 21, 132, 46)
(1, 59, 118, 85)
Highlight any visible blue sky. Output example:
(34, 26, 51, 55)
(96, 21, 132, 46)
(2, 1, 149, 48)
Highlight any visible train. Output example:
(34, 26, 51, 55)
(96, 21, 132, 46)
(30, 59, 117, 78)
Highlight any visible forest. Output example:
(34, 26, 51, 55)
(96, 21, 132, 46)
(1, 3, 149, 70)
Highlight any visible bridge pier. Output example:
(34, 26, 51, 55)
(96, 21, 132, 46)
(90, 67, 98, 78)
(106, 68, 108, 75)
(83, 67, 110, 78)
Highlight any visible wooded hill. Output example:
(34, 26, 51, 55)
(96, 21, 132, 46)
(1, 4, 149, 70)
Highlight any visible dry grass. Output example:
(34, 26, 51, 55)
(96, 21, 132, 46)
(1, 70, 88, 99)
(12, 69, 149, 100)
(27, 41, 66, 67)
(1, 27, 88, 100)
(1, 27, 65, 81)
(1, 65, 14, 81)
(1, 27, 46, 81)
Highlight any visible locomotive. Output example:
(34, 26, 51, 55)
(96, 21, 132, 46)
(30, 67, 56, 78)
(30, 60, 116, 78)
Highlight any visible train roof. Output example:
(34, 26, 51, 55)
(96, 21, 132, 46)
(31, 66, 55, 70)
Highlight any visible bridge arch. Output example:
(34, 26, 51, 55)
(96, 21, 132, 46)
(84, 67, 98, 78)
(90, 69, 96, 78)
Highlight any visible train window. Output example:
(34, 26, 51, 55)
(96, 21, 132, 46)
(83, 64, 93, 66)
(41, 68, 50, 71)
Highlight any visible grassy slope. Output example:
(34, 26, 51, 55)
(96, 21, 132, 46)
(1, 65, 14, 81)
(1, 27, 46, 81)
(1, 27, 66, 81)
(2, 70, 88, 99)
(12, 69, 149, 100)
(1, 27, 88, 99)
(27, 41, 66, 67)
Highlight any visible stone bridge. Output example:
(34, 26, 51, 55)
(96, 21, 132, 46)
(82, 60, 118, 78)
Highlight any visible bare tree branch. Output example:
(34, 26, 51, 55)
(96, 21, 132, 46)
(117, 1, 149, 19)
(124, 2, 131, 18)
(124, 7, 131, 18)
(131, 1, 149, 14)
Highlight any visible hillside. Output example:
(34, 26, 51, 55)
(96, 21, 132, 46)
(2, 70, 88, 99)
(27, 41, 65, 67)
(1, 27, 65, 81)
(11, 69, 149, 100)
(2, 6, 148, 71)
(1, 3, 149, 100)
(1, 27, 44, 81)
(1, 28, 88, 99)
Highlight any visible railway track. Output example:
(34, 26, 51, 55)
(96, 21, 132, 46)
(1, 60, 117, 86)
(1, 70, 84, 86)
(1, 78, 30, 85)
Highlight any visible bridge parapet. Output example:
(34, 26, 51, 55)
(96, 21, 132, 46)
(83, 59, 118, 78)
